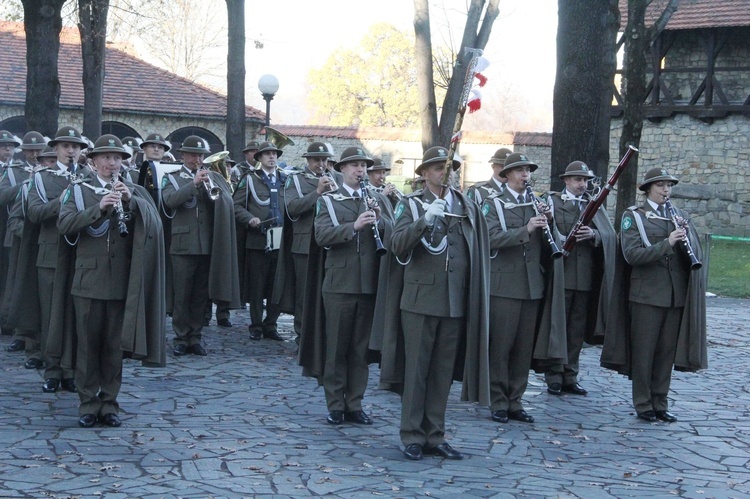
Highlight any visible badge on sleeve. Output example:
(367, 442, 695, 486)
(482, 203, 490, 217)
(62, 187, 71, 204)
(621, 215, 633, 231)
(238, 177, 246, 189)
(285, 176, 292, 188)
(315, 198, 323, 216)
(394, 201, 405, 220)
(161, 175, 169, 189)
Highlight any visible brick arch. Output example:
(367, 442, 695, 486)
(0, 115, 27, 136)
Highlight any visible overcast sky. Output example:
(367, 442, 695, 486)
(241, 0, 558, 130)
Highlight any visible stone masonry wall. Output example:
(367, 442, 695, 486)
(610, 113, 750, 237)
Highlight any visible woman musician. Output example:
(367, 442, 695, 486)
(614, 167, 706, 423)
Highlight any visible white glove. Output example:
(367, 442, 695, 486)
(424, 199, 447, 225)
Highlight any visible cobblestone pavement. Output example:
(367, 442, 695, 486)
(0, 298, 748, 498)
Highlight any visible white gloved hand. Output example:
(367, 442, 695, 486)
(424, 199, 448, 225)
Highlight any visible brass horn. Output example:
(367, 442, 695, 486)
(264, 126, 295, 149)
(204, 150, 231, 183)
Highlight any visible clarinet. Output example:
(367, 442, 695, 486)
(524, 181, 563, 259)
(110, 172, 129, 238)
(664, 198, 702, 270)
(358, 178, 387, 256)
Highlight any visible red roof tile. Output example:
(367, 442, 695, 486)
(619, 0, 750, 30)
(1, 21, 263, 121)
(513, 132, 552, 147)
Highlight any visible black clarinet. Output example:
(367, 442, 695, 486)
(524, 181, 563, 259)
(358, 178, 387, 256)
(664, 198, 702, 270)
(110, 172, 129, 238)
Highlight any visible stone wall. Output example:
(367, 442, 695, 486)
(610, 113, 750, 237)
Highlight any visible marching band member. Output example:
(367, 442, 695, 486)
(233, 141, 286, 341)
(379, 146, 490, 461)
(230, 140, 259, 188)
(27, 125, 92, 394)
(57, 134, 165, 427)
(603, 167, 706, 423)
(275, 142, 335, 343)
(543, 161, 617, 396)
(161, 135, 240, 356)
(309, 147, 392, 426)
(366, 158, 399, 209)
(465, 147, 511, 206)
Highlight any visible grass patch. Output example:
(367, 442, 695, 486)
(707, 238, 750, 298)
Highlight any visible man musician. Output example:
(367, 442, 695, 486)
(161, 135, 240, 356)
(57, 134, 165, 428)
(366, 158, 400, 209)
(465, 148, 511, 206)
(233, 141, 287, 341)
(230, 140, 259, 188)
(543, 161, 617, 397)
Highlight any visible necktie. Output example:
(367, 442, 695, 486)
(517, 194, 523, 204)
(353, 190, 360, 198)
(658, 206, 665, 218)
(269, 174, 275, 185)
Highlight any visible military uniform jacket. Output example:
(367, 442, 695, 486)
(161, 166, 215, 255)
(27, 163, 91, 268)
(314, 185, 393, 295)
(376, 187, 490, 405)
(233, 168, 287, 250)
(620, 201, 688, 308)
(162, 166, 240, 306)
(466, 176, 503, 206)
(482, 188, 546, 300)
(57, 180, 134, 300)
(285, 168, 323, 255)
(601, 201, 707, 376)
(0, 163, 32, 247)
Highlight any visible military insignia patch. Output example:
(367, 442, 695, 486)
(161, 176, 169, 189)
(621, 216, 633, 231)
(62, 188, 71, 204)
(316, 198, 323, 216)
(285, 176, 292, 188)
(482, 203, 490, 217)
(394, 201, 405, 219)
(238, 178, 246, 189)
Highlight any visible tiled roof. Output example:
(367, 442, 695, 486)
(619, 0, 750, 30)
(273, 125, 515, 145)
(0, 21, 264, 121)
(513, 132, 552, 147)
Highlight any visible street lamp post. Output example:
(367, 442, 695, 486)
(258, 74, 279, 140)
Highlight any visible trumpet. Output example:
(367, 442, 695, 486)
(524, 181, 563, 259)
(198, 166, 221, 201)
(664, 198, 702, 270)
(108, 172, 130, 238)
(358, 177, 387, 256)
(323, 170, 339, 192)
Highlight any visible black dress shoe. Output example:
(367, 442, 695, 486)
(78, 414, 97, 428)
(187, 344, 207, 356)
(6, 339, 25, 352)
(344, 410, 372, 425)
(327, 410, 344, 425)
(24, 358, 45, 370)
(547, 383, 562, 396)
(655, 410, 677, 423)
(173, 344, 188, 356)
(61, 378, 77, 393)
(248, 329, 263, 340)
(100, 413, 122, 427)
(637, 410, 657, 422)
(508, 410, 535, 423)
(562, 382, 588, 395)
(424, 442, 463, 460)
(263, 329, 284, 341)
(403, 443, 423, 461)
(217, 318, 232, 328)
(42, 378, 60, 393)
(491, 410, 509, 423)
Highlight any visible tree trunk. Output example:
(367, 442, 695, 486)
(22, 0, 66, 136)
(615, 0, 679, 222)
(413, 0, 438, 151)
(414, 0, 499, 153)
(551, 0, 619, 193)
(226, 0, 245, 160)
(79, 0, 110, 140)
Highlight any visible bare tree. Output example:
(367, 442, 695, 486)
(78, 0, 110, 139)
(413, 0, 500, 151)
(21, 0, 67, 136)
(550, 0, 620, 193)
(225, 0, 245, 160)
(615, 0, 679, 222)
